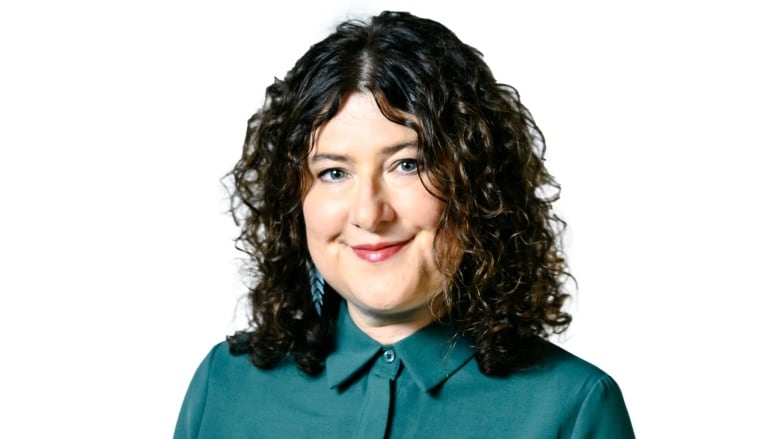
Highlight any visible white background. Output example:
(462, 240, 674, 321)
(1, 0, 778, 437)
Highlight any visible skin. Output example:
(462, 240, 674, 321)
(302, 92, 445, 345)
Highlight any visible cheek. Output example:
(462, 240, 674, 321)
(303, 190, 346, 243)
(302, 196, 322, 242)
(403, 190, 443, 230)
(402, 189, 446, 266)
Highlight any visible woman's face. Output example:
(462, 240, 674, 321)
(303, 92, 444, 336)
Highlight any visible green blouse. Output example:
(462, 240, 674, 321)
(175, 308, 634, 438)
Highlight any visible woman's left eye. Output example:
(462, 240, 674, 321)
(395, 159, 418, 173)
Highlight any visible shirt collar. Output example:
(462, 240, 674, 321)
(325, 302, 474, 393)
(392, 318, 474, 392)
(325, 304, 382, 390)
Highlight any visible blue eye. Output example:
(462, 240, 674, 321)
(318, 168, 347, 182)
(397, 159, 418, 173)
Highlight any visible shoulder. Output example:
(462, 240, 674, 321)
(199, 340, 248, 372)
(446, 340, 634, 437)
(506, 341, 625, 408)
(532, 340, 610, 384)
(526, 341, 635, 438)
(450, 339, 622, 402)
(177, 341, 256, 405)
(174, 342, 238, 438)
(174, 341, 313, 438)
(191, 340, 304, 385)
(180, 341, 248, 385)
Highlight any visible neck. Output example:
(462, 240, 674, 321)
(345, 303, 437, 345)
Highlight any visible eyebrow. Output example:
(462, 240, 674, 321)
(309, 141, 418, 163)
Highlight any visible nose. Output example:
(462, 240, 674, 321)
(349, 176, 395, 232)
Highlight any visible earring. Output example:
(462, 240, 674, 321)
(308, 264, 324, 315)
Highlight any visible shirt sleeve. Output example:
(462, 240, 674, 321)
(173, 346, 217, 439)
(569, 374, 635, 439)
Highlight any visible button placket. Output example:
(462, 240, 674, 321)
(356, 348, 401, 438)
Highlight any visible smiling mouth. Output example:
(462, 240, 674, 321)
(351, 240, 410, 263)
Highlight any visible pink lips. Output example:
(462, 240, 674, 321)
(351, 240, 410, 263)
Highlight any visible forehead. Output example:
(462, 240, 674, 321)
(312, 92, 417, 153)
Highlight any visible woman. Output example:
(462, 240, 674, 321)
(175, 11, 634, 438)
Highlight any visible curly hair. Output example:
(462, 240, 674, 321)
(227, 11, 572, 376)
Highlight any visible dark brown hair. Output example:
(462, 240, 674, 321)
(227, 11, 571, 376)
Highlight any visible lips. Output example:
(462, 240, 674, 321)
(351, 240, 410, 263)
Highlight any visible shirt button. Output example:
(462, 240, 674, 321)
(383, 349, 396, 363)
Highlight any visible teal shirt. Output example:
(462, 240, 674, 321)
(175, 309, 634, 438)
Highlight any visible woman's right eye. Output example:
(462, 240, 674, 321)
(318, 168, 347, 182)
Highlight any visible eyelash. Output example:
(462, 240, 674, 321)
(317, 168, 347, 182)
(315, 158, 421, 183)
(395, 158, 419, 174)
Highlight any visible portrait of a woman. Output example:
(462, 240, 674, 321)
(175, 11, 634, 438)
